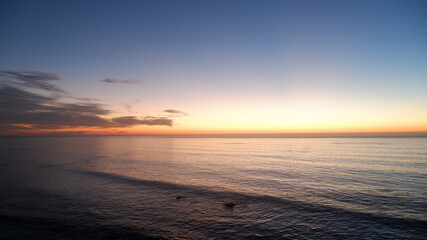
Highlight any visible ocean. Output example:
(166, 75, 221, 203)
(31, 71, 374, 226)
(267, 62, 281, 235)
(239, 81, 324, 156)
(0, 136, 426, 239)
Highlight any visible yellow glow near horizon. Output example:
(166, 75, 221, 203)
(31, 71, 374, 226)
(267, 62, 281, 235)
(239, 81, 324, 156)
(106, 93, 427, 135)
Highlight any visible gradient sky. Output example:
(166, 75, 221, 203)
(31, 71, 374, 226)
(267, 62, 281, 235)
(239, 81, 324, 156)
(0, 0, 426, 135)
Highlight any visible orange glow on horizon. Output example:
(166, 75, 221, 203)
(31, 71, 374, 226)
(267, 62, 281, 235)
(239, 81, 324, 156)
(4, 124, 426, 136)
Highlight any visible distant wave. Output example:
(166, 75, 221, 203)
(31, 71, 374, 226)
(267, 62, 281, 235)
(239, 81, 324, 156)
(77, 169, 427, 232)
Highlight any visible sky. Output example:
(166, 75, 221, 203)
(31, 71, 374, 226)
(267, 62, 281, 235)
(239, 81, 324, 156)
(0, 0, 426, 135)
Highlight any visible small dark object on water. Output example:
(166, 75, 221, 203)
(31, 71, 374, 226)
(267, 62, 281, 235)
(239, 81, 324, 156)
(176, 195, 185, 200)
(223, 202, 236, 208)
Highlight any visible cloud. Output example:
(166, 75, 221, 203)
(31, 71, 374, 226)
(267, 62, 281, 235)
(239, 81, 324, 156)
(0, 86, 111, 129)
(75, 97, 99, 102)
(163, 109, 189, 117)
(0, 70, 66, 93)
(0, 70, 61, 81)
(0, 71, 174, 135)
(101, 78, 144, 84)
(111, 116, 172, 127)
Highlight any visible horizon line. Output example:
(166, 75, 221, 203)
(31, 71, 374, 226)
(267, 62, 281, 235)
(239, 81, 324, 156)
(2, 131, 427, 138)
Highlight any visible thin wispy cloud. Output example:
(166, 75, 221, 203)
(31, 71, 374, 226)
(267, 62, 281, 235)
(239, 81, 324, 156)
(101, 78, 144, 84)
(0, 70, 66, 93)
(0, 71, 173, 135)
(122, 99, 141, 114)
(111, 116, 172, 127)
(0, 70, 62, 81)
(163, 109, 189, 117)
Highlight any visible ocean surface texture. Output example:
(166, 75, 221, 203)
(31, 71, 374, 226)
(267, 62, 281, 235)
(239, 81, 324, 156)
(0, 136, 426, 240)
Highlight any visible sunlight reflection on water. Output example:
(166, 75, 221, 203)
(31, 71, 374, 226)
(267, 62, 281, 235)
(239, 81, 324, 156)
(1, 136, 426, 239)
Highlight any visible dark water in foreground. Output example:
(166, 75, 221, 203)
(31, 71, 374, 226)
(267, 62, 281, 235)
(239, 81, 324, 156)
(0, 136, 426, 240)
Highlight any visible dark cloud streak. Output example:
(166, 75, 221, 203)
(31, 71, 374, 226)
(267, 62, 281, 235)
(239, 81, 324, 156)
(0, 70, 66, 93)
(111, 116, 172, 127)
(0, 71, 173, 134)
(163, 109, 189, 116)
(101, 78, 143, 84)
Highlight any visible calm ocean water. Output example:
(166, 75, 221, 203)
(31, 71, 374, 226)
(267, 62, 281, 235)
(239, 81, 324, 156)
(0, 136, 426, 239)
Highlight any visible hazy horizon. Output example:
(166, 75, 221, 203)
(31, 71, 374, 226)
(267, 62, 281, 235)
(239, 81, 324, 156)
(2, 131, 427, 138)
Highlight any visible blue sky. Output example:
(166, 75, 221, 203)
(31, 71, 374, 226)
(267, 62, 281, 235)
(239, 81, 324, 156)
(0, 0, 426, 134)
